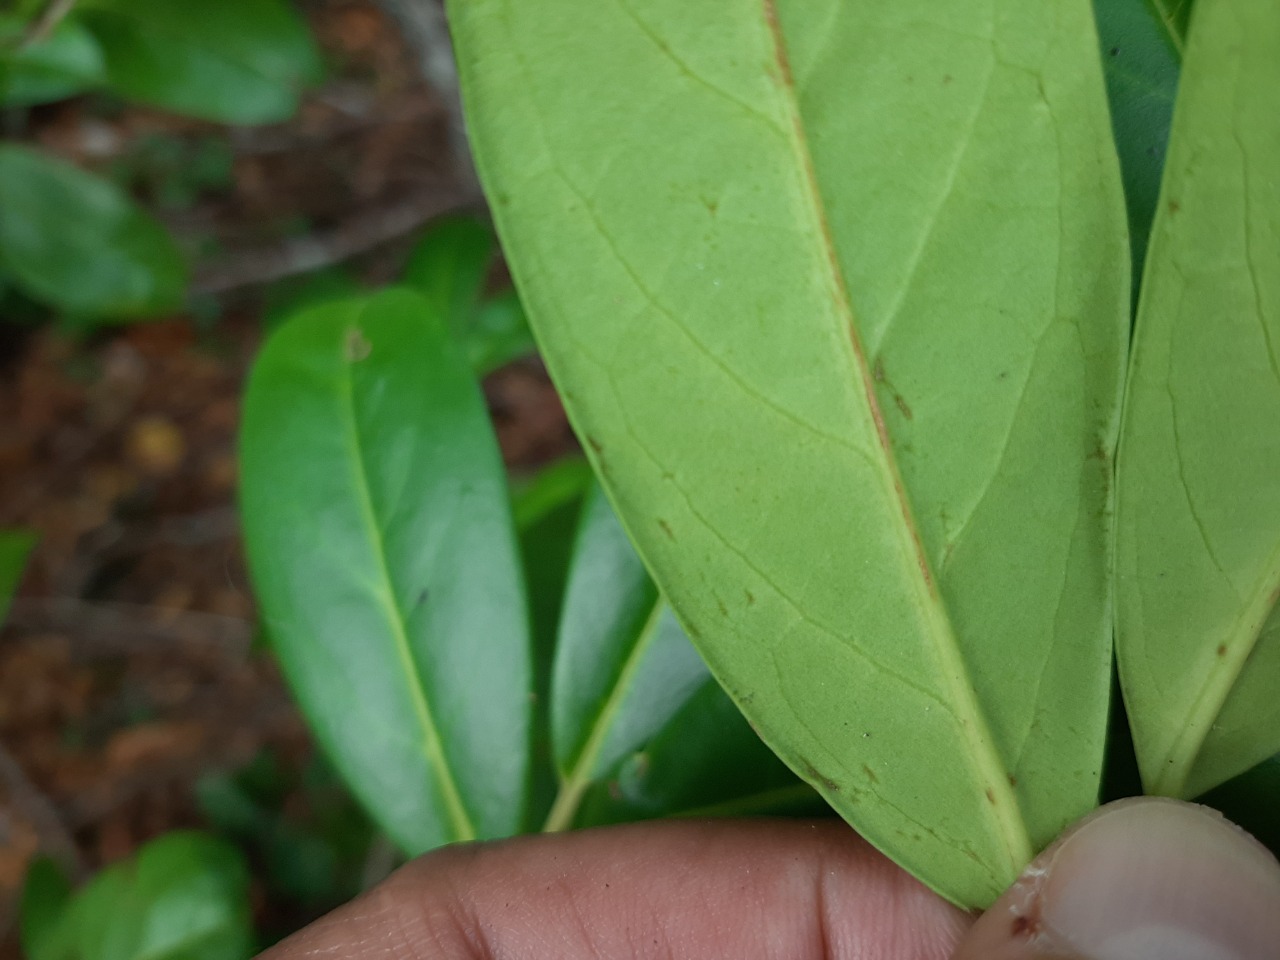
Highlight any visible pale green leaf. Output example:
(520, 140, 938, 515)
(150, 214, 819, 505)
(1115, 0, 1280, 800)
(451, 0, 1129, 906)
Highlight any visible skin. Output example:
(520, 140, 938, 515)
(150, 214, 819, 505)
(259, 819, 972, 960)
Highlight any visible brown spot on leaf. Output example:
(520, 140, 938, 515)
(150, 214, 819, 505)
(344, 328, 371, 362)
(801, 759, 840, 793)
(658, 519, 675, 540)
(985, 788, 996, 804)
(586, 435, 604, 454)
(744, 590, 756, 606)
(861, 764, 879, 784)
(1218, 643, 1228, 657)
(1168, 199, 1181, 214)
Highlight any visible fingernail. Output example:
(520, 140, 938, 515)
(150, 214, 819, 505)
(953, 797, 1280, 959)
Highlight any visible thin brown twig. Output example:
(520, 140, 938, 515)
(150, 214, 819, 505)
(373, 0, 476, 186)
(18, 0, 79, 50)
(0, 738, 87, 882)
(190, 186, 481, 296)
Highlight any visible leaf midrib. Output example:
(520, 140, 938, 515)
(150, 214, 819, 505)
(760, 0, 1032, 878)
(338, 338, 477, 842)
(1153, 548, 1280, 796)
(543, 599, 667, 832)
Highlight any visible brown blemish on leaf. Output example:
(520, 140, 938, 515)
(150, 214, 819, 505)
(861, 764, 879, 784)
(1168, 199, 1181, 214)
(1008, 774, 1018, 787)
(586, 435, 604, 454)
(717, 597, 729, 617)
(801, 759, 840, 793)
(985, 788, 997, 804)
(657, 519, 675, 540)
(744, 590, 756, 606)
(344, 328, 371, 362)
(1217, 643, 1228, 657)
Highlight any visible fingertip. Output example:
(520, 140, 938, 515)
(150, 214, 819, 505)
(952, 797, 1280, 960)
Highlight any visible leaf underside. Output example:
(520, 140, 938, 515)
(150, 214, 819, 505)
(1115, 0, 1280, 800)
(452, 0, 1128, 906)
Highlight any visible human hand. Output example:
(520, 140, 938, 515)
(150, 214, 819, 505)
(259, 799, 1280, 960)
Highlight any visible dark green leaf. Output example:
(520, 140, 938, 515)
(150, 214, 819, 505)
(261, 268, 363, 331)
(1149, 0, 1195, 49)
(576, 681, 823, 826)
(43, 833, 253, 960)
(19, 859, 71, 960)
(1093, 0, 1181, 285)
(0, 145, 186, 319)
(401, 216, 494, 332)
(0, 16, 105, 106)
(1115, 0, 1280, 800)
(544, 484, 710, 831)
(1196, 754, 1280, 858)
(79, 0, 322, 124)
(512, 457, 593, 531)
(401, 216, 536, 375)
(452, 0, 1129, 906)
(240, 288, 531, 853)
(512, 458, 592, 830)
(466, 290, 535, 376)
(0, 529, 35, 625)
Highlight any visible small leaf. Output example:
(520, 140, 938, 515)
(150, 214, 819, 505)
(1115, 0, 1280, 799)
(1093, 0, 1182, 284)
(452, 0, 1129, 906)
(54, 833, 253, 960)
(514, 459, 592, 831)
(466, 290, 536, 376)
(0, 15, 106, 107)
(0, 529, 34, 625)
(401, 216, 536, 375)
(0, 145, 186, 319)
(545, 484, 710, 831)
(240, 289, 532, 852)
(79, 0, 322, 125)
(402, 216, 495, 332)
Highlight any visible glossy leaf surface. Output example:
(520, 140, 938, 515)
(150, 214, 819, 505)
(452, 0, 1129, 905)
(240, 289, 531, 853)
(1115, 0, 1280, 800)
(0, 16, 105, 106)
(79, 0, 322, 124)
(1093, 0, 1181, 281)
(25, 833, 252, 960)
(546, 484, 710, 830)
(0, 145, 186, 318)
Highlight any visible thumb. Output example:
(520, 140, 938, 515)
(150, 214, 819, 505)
(953, 797, 1280, 960)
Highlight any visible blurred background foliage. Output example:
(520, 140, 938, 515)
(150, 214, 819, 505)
(0, 0, 563, 953)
